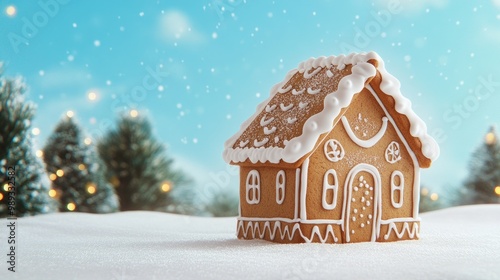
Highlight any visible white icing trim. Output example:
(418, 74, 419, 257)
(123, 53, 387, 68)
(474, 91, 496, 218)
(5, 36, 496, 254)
(383, 221, 419, 240)
(260, 115, 274, 127)
(304, 67, 322, 78)
(299, 158, 309, 220)
(300, 219, 343, 225)
(322, 169, 338, 210)
(323, 139, 345, 162)
(299, 224, 339, 243)
(390, 170, 404, 208)
(264, 126, 276, 135)
(367, 85, 421, 218)
(253, 138, 269, 148)
(294, 168, 300, 220)
(245, 170, 260, 204)
(239, 140, 249, 148)
(287, 117, 297, 124)
(377, 59, 439, 161)
(342, 164, 382, 243)
(280, 103, 294, 111)
(265, 104, 276, 112)
(292, 88, 305, 95)
(223, 55, 377, 164)
(276, 170, 286, 205)
(341, 116, 388, 148)
(307, 87, 321, 94)
(237, 220, 301, 241)
(379, 217, 420, 224)
(236, 219, 341, 243)
(298, 101, 308, 109)
(223, 51, 438, 166)
(278, 84, 292, 93)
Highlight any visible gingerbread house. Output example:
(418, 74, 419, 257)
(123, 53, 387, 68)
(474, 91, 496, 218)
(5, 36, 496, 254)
(223, 52, 439, 244)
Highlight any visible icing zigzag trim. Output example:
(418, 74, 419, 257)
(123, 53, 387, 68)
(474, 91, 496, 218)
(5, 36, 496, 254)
(237, 220, 300, 241)
(237, 220, 341, 243)
(383, 221, 419, 240)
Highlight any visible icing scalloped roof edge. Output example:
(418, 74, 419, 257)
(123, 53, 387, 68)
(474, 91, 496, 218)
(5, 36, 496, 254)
(223, 51, 440, 165)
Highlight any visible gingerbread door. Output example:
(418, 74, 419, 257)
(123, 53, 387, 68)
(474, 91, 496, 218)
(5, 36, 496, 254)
(343, 164, 381, 243)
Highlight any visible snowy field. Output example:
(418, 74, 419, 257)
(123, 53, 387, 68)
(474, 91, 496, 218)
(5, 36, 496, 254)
(1, 205, 500, 280)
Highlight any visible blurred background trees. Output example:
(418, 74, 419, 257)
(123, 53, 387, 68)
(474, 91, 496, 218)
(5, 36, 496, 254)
(98, 114, 197, 214)
(43, 116, 119, 213)
(0, 69, 57, 217)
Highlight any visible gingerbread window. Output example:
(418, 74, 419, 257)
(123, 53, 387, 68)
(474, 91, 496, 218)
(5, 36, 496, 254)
(322, 169, 338, 210)
(390, 170, 404, 208)
(276, 170, 286, 204)
(246, 170, 261, 204)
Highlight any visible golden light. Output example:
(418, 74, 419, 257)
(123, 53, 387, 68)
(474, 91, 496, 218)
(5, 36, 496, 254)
(110, 176, 120, 187)
(36, 150, 44, 158)
(66, 110, 74, 118)
(430, 193, 439, 201)
(495, 186, 500, 196)
(56, 169, 64, 177)
(49, 173, 57, 181)
(161, 182, 172, 193)
(32, 127, 40, 136)
(67, 202, 76, 211)
(86, 183, 96, 194)
(485, 132, 496, 145)
(3, 183, 9, 191)
(5, 5, 16, 17)
(421, 188, 429, 196)
(0, 193, 3, 201)
(130, 109, 139, 118)
(84, 137, 92, 145)
(78, 164, 86, 171)
(48, 189, 57, 198)
(87, 91, 97, 101)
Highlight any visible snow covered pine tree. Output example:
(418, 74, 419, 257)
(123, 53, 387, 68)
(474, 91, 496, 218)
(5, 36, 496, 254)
(43, 116, 119, 213)
(98, 114, 192, 212)
(460, 126, 500, 205)
(0, 68, 56, 217)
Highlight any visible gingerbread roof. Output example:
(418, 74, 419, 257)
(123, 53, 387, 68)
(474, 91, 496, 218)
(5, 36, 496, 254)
(223, 52, 439, 167)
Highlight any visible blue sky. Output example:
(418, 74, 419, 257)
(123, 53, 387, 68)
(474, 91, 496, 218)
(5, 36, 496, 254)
(1, 0, 500, 202)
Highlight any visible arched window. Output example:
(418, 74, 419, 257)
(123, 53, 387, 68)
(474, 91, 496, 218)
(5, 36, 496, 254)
(276, 170, 286, 204)
(391, 170, 404, 208)
(246, 170, 260, 204)
(322, 169, 338, 210)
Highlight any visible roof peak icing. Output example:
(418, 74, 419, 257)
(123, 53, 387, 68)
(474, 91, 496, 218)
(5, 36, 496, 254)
(223, 52, 439, 166)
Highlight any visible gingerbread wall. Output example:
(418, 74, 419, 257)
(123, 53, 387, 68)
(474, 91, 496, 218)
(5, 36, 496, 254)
(305, 86, 417, 225)
(239, 166, 298, 220)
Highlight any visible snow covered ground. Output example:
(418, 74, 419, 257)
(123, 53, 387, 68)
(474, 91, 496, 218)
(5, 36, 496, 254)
(1, 205, 500, 280)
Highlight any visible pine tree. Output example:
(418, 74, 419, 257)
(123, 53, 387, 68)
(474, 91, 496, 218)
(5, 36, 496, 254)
(43, 116, 119, 213)
(460, 126, 500, 205)
(98, 114, 191, 212)
(0, 69, 56, 217)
